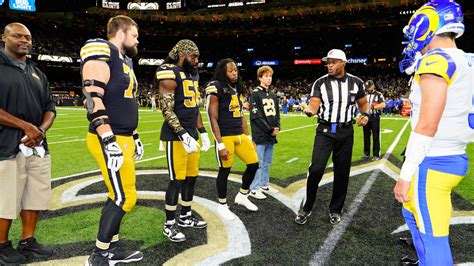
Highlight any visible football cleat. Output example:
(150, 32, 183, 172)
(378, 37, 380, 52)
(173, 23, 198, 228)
(85, 250, 109, 266)
(400, 254, 419, 265)
(163, 223, 186, 242)
(217, 204, 235, 221)
(235, 192, 258, 211)
(108, 246, 143, 265)
(178, 212, 207, 229)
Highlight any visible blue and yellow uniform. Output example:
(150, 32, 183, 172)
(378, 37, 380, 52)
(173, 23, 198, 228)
(80, 38, 138, 212)
(403, 48, 473, 265)
(205, 80, 258, 168)
(156, 63, 200, 180)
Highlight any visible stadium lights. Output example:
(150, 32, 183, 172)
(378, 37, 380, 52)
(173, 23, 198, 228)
(247, 48, 254, 52)
(294, 46, 302, 50)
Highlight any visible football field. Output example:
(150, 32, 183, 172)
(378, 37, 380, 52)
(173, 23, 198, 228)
(12, 107, 474, 265)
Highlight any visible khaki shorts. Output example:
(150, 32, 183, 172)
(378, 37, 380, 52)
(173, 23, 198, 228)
(0, 152, 51, 219)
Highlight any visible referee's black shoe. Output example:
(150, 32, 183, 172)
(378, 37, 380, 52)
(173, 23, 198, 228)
(295, 210, 312, 225)
(329, 212, 342, 225)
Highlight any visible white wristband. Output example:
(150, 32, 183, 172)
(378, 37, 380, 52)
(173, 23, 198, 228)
(217, 142, 226, 151)
(100, 131, 114, 140)
(246, 135, 252, 141)
(399, 131, 433, 182)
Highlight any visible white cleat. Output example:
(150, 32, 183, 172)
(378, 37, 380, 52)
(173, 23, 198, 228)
(250, 189, 267, 199)
(217, 204, 235, 220)
(234, 192, 258, 211)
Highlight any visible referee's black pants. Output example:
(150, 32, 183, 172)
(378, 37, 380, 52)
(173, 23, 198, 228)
(302, 123, 354, 214)
(363, 115, 381, 157)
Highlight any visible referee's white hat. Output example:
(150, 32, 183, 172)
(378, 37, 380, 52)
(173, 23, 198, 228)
(322, 49, 347, 62)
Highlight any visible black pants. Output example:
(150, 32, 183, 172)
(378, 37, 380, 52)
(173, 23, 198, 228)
(303, 123, 354, 214)
(363, 115, 381, 157)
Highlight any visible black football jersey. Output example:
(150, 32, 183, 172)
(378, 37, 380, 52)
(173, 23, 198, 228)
(156, 63, 200, 141)
(206, 80, 244, 136)
(80, 38, 138, 136)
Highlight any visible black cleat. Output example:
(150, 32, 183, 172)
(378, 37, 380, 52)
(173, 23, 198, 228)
(16, 237, 52, 261)
(0, 241, 25, 265)
(108, 246, 143, 265)
(163, 223, 186, 242)
(398, 237, 414, 249)
(85, 250, 109, 266)
(295, 210, 312, 225)
(178, 213, 207, 229)
(329, 212, 342, 225)
(361, 155, 370, 161)
(400, 254, 419, 265)
(372, 156, 381, 161)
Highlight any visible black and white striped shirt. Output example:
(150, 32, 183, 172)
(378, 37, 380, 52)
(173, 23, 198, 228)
(310, 73, 366, 123)
(367, 91, 385, 115)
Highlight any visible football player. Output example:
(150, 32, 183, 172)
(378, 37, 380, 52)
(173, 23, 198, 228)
(80, 15, 144, 265)
(395, 0, 473, 264)
(206, 58, 259, 221)
(156, 40, 211, 242)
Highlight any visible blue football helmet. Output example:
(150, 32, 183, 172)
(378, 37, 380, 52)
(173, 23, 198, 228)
(399, 0, 464, 73)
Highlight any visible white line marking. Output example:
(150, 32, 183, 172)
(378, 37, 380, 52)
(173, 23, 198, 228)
(286, 158, 299, 163)
(309, 119, 410, 265)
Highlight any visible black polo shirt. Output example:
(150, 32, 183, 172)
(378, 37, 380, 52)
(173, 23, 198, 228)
(0, 50, 56, 160)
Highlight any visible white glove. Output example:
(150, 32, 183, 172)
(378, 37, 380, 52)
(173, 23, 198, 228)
(133, 131, 144, 161)
(101, 132, 124, 172)
(178, 130, 200, 154)
(200, 132, 211, 152)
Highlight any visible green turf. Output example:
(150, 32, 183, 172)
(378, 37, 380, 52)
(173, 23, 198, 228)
(48, 107, 473, 203)
(9, 206, 167, 248)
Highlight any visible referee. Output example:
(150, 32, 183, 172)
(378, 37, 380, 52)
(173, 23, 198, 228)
(295, 49, 370, 225)
(362, 80, 385, 161)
